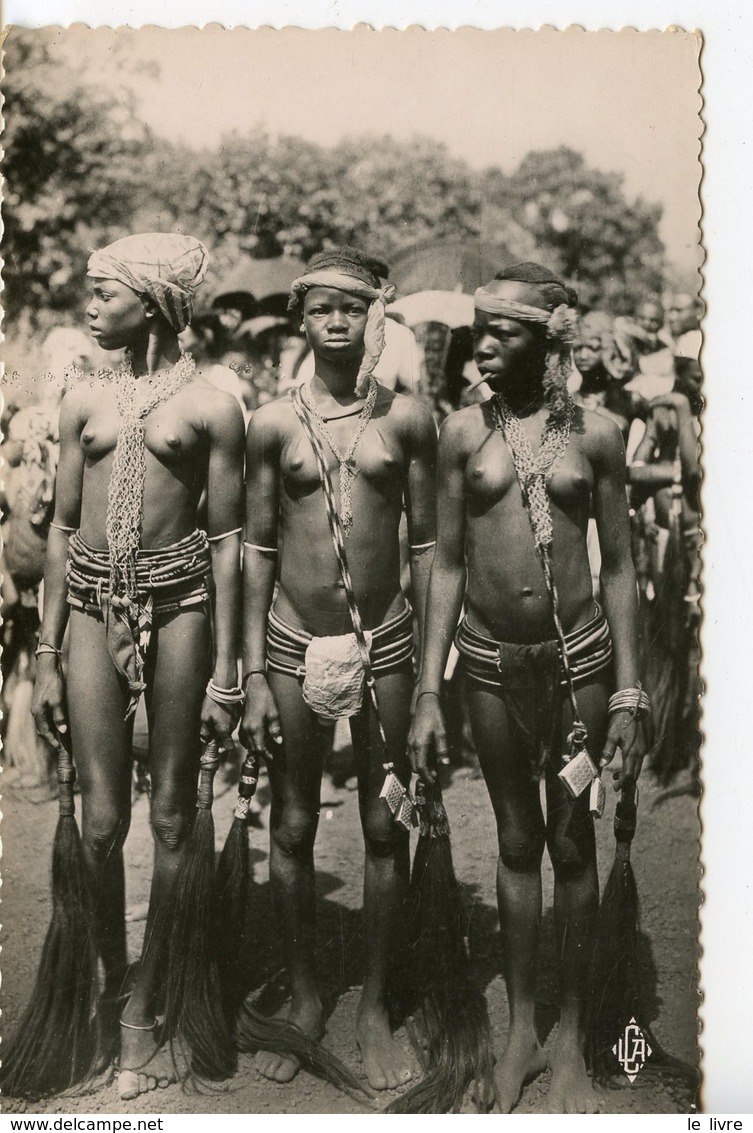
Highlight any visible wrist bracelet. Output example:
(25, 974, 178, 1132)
(242, 668, 268, 685)
(206, 679, 245, 706)
(608, 686, 651, 719)
(35, 642, 62, 660)
(417, 690, 440, 700)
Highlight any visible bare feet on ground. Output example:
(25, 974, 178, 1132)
(548, 1034, 600, 1113)
(255, 995, 325, 1084)
(356, 1002, 413, 1091)
(493, 1030, 548, 1113)
(118, 1017, 177, 1101)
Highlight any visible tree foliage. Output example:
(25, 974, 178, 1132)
(481, 147, 665, 309)
(3, 39, 666, 332)
(2, 29, 150, 326)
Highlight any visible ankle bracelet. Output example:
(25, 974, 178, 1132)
(120, 1017, 157, 1031)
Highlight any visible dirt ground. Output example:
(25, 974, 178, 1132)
(1, 749, 701, 1116)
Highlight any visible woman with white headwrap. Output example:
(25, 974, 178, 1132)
(239, 247, 437, 1091)
(6, 234, 245, 1101)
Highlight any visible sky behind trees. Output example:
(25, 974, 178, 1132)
(48, 25, 702, 274)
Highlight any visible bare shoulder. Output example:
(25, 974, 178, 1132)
(60, 371, 109, 419)
(189, 373, 243, 429)
(439, 402, 487, 453)
(575, 404, 626, 465)
(388, 387, 436, 438)
(246, 392, 298, 442)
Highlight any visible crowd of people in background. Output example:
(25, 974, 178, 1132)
(1, 257, 702, 804)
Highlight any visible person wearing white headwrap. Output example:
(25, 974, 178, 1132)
(239, 246, 437, 1091)
(24, 233, 245, 1100)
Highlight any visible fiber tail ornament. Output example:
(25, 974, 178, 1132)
(0, 736, 100, 1099)
(585, 784, 698, 1091)
(385, 780, 497, 1114)
(216, 748, 260, 1011)
(235, 1004, 374, 1103)
(163, 739, 236, 1082)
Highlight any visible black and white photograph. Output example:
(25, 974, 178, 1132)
(1, 21, 707, 1117)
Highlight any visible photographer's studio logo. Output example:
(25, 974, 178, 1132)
(614, 1018, 653, 1083)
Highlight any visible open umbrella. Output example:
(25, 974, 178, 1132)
(209, 255, 305, 319)
(390, 238, 513, 296)
(391, 290, 475, 330)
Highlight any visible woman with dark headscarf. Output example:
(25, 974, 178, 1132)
(410, 264, 646, 1112)
(21, 234, 245, 1100)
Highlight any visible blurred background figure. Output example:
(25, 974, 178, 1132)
(614, 298, 676, 401)
(629, 385, 701, 788)
(667, 291, 703, 416)
(571, 310, 645, 443)
(1, 327, 90, 801)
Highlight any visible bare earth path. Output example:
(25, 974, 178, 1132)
(1, 762, 700, 1115)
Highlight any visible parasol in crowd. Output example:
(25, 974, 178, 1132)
(208, 255, 305, 319)
(391, 290, 475, 330)
(390, 238, 513, 296)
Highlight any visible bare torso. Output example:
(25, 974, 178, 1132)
(266, 386, 415, 635)
(459, 401, 598, 642)
(70, 370, 225, 549)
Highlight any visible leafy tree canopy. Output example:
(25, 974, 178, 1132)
(3, 38, 666, 333)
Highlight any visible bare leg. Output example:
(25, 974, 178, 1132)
(66, 611, 132, 1036)
(545, 678, 606, 1114)
(118, 605, 210, 1095)
(351, 664, 413, 1091)
(255, 671, 327, 1083)
(466, 682, 548, 1113)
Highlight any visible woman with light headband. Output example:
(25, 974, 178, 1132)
(239, 246, 437, 1090)
(409, 263, 646, 1112)
(11, 233, 245, 1101)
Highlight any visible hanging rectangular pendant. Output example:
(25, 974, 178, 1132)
(380, 771, 406, 814)
(589, 776, 606, 818)
(558, 749, 598, 799)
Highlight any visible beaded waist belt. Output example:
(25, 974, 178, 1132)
(66, 529, 212, 719)
(266, 602, 414, 679)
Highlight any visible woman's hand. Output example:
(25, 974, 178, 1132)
(32, 656, 68, 747)
(600, 709, 648, 792)
(407, 691, 447, 785)
(199, 697, 242, 755)
(239, 673, 283, 762)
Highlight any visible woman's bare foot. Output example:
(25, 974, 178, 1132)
(255, 994, 325, 1084)
(548, 1033, 600, 1113)
(118, 1018, 177, 1101)
(356, 1001, 413, 1091)
(494, 1030, 548, 1113)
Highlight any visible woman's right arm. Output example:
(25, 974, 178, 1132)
(239, 405, 284, 757)
(408, 413, 469, 783)
(33, 390, 86, 745)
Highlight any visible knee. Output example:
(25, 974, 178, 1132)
(361, 801, 402, 859)
(497, 826, 545, 873)
(271, 807, 318, 859)
(82, 805, 129, 861)
(547, 829, 594, 880)
(150, 798, 192, 851)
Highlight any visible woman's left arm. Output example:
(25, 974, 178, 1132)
(591, 415, 647, 789)
(202, 392, 246, 742)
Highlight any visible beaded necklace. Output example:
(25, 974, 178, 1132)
(106, 351, 196, 598)
(299, 376, 378, 535)
(490, 391, 574, 550)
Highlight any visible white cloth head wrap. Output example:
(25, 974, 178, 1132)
(87, 233, 209, 332)
(291, 269, 396, 396)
